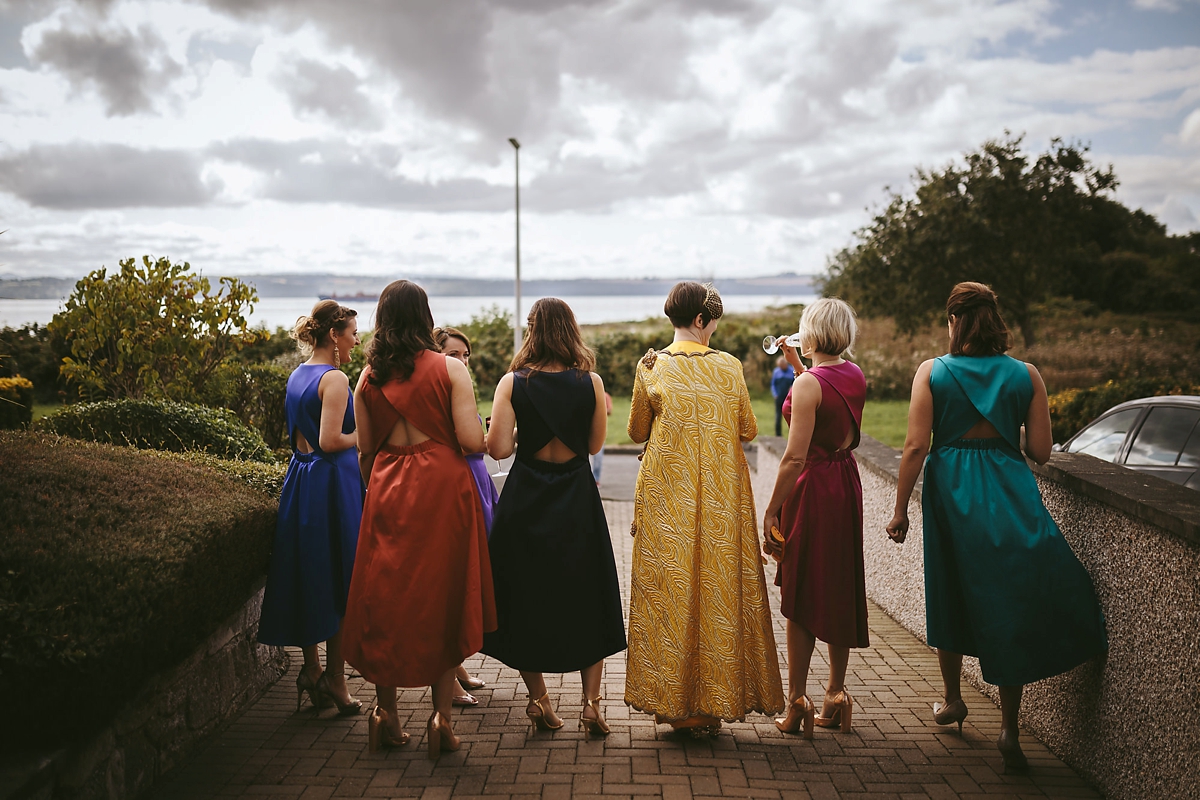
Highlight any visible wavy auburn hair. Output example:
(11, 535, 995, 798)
(947, 282, 1011, 356)
(510, 298, 595, 373)
(366, 280, 437, 385)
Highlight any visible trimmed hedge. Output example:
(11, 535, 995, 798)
(37, 398, 275, 462)
(1049, 378, 1200, 443)
(0, 432, 279, 749)
(0, 375, 33, 429)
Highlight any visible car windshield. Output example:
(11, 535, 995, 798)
(1068, 408, 1141, 462)
(1127, 407, 1200, 466)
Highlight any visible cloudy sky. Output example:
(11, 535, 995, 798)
(0, 0, 1198, 281)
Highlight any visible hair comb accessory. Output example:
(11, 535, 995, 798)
(702, 283, 724, 320)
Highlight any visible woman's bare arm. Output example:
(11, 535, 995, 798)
(886, 360, 934, 543)
(447, 356, 485, 454)
(353, 370, 375, 485)
(588, 372, 608, 455)
(1024, 363, 1053, 465)
(762, 373, 821, 549)
(487, 373, 516, 460)
(317, 369, 356, 453)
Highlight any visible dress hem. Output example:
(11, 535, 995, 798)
(623, 697, 786, 723)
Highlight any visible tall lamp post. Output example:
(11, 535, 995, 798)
(508, 137, 522, 356)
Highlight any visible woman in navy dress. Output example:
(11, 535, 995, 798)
(434, 326, 496, 707)
(483, 298, 627, 737)
(258, 300, 365, 716)
(887, 283, 1106, 773)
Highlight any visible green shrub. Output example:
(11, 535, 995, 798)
(148, 450, 288, 498)
(37, 399, 274, 462)
(0, 376, 33, 429)
(0, 324, 64, 403)
(1048, 379, 1200, 443)
(201, 363, 291, 450)
(0, 432, 278, 749)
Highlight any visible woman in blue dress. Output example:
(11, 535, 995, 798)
(258, 300, 365, 716)
(886, 282, 1106, 774)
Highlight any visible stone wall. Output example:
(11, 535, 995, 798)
(1, 582, 287, 800)
(753, 436, 1200, 800)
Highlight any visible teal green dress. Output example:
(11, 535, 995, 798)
(924, 355, 1107, 686)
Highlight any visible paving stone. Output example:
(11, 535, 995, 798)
(155, 496, 1101, 799)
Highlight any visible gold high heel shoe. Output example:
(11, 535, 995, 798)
(526, 693, 564, 732)
(316, 672, 363, 716)
(580, 695, 610, 737)
(426, 712, 461, 760)
(295, 669, 332, 712)
(774, 695, 815, 739)
(367, 706, 410, 752)
(933, 698, 968, 733)
(814, 690, 853, 732)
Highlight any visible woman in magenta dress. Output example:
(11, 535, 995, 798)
(434, 325, 496, 707)
(762, 298, 867, 739)
(341, 280, 497, 759)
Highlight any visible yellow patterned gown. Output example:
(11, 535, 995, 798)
(624, 340, 785, 722)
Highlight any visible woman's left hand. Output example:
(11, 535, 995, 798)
(779, 339, 805, 374)
(762, 511, 782, 557)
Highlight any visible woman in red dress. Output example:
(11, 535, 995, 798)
(341, 280, 497, 759)
(762, 298, 867, 739)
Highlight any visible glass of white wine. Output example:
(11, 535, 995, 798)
(762, 333, 804, 355)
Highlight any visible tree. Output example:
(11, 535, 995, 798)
(49, 256, 263, 401)
(822, 134, 1124, 346)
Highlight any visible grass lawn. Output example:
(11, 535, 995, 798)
(32, 403, 61, 421)
(861, 399, 909, 448)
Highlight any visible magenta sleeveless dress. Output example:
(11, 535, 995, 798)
(777, 361, 869, 648)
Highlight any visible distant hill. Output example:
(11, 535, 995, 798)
(1, 272, 815, 300)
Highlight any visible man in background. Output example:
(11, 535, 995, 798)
(770, 356, 795, 437)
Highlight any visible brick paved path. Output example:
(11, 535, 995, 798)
(157, 498, 1100, 799)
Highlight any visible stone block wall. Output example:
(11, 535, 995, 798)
(1, 582, 287, 800)
(753, 436, 1200, 800)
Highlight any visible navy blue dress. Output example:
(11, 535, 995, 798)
(258, 364, 364, 647)
(482, 369, 627, 673)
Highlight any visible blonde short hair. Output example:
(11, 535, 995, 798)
(798, 297, 857, 358)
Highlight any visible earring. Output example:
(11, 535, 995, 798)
(333, 344, 341, 367)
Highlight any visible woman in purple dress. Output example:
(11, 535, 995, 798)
(434, 326, 497, 707)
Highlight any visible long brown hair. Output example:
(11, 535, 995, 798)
(947, 282, 1011, 356)
(509, 298, 595, 373)
(366, 280, 437, 384)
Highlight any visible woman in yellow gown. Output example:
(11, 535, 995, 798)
(625, 281, 785, 733)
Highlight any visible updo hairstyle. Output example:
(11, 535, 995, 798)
(664, 281, 724, 328)
(291, 299, 357, 353)
(798, 298, 857, 358)
(946, 282, 1011, 356)
(433, 326, 471, 354)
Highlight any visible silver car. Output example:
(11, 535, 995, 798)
(1057, 396, 1200, 490)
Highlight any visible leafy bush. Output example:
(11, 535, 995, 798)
(0, 324, 63, 403)
(0, 432, 278, 749)
(459, 306, 519, 399)
(1048, 379, 1200, 443)
(0, 376, 33, 429)
(37, 399, 275, 462)
(201, 362, 291, 450)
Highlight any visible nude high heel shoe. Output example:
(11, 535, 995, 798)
(775, 695, 815, 740)
(580, 695, 610, 737)
(933, 698, 968, 733)
(367, 706, 410, 752)
(814, 690, 853, 732)
(426, 712, 461, 760)
(526, 693, 564, 732)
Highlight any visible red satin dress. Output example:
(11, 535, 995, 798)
(777, 361, 869, 648)
(341, 350, 497, 687)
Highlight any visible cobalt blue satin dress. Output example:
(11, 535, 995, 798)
(923, 355, 1107, 686)
(258, 364, 364, 647)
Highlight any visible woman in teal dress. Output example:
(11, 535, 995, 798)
(886, 282, 1106, 774)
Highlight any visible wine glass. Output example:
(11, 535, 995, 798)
(762, 333, 804, 355)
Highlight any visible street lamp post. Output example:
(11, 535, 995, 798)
(509, 137, 522, 356)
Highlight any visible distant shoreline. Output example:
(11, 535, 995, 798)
(0, 272, 816, 301)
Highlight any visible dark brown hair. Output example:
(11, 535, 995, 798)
(947, 282, 1011, 356)
(433, 326, 471, 353)
(366, 280, 437, 384)
(664, 281, 723, 328)
(509, 298, 595, 373)
(290, 299, 357, 351)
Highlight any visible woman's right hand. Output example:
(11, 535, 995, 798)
(885, 511, 909, 544)
(778, 338, 805, 373)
